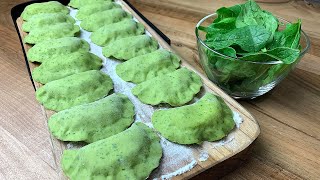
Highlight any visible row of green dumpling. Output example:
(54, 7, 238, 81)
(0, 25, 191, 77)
(39, 70, 235, 156)
(68, 0, 202, 107)
(81, 4, 204, 107)
(21, 1, 114, 111)
(69, 0, 203, 107)
(27, 37, 103, 84)
(74, 2, 146, 46)
(21, 1, 80, 44)
(21, 1, 140, 147)
(112, 48, 236, 145)
(69, 0, 160, 61)
(34, 63, 162, 179)
(72, 1, 203, 107)
(22, 2, 164, 179)
(21, 1, 235, 179)
(70, 1, 132, 32)
(24, 36, 115, 112)
(113, 49, 202, 106)
(113, 49, 236, 145)
(97, 31, 236, 145)
(21, 1, 156, 143)
(47, 91, 235, 179)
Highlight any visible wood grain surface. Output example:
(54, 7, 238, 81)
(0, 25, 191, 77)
(1, 0, 319, 179)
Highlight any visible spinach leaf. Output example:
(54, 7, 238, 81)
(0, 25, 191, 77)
(217, 47, 237, 58)
(197, 0, 303, 94)
(214, 4, 242, 23)
(200, 18, 236, 33)
(268, 19, 301, 49)
(236, 0, 278, 42)
(207, 47, 257, 85)
(240, 47, 300, 64)
(201, 17, 237, 38)
(262, 64, 289, 85)
(206, 25, 271, 52)
(211, 17, 237, 29)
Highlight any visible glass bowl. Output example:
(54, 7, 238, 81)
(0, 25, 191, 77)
(195, 13, 310, 99)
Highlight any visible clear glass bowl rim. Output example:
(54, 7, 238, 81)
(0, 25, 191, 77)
(195, 13, 311, 65)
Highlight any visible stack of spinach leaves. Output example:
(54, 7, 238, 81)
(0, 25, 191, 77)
(198, 0, 302, 94)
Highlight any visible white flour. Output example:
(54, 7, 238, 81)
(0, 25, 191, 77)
(66, 3, 243, 178)
(198, 151, 210, 162)
(159, 160, 197, 180)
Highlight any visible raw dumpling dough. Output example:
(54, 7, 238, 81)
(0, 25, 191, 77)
(21, 1, 69, 21)
(90, 19, 145, 46)
(80, 8, 132, 32)
(22, 13, 75, 32)
(102, 35, 158, 61)
(152, 93, 236, 144)
(27, 37, 89, 63)
(36, 70, 113, 111)
(24, 23, 80, 44)
(61, 122, 162, 180)
(32, 51, 102, 84)
(69, 0, 113, 9)
(76, 2, 121, 20)
(132, 68, 202, 106)
(48, 93, 135, 143)
(116, 49, 180, 84)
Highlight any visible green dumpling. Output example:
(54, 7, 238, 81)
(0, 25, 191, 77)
(21, 1, 69, 21)
(24, 23, 80, 44)
(132, 68, 202, 106)
(102, 35, 158, 61)
(76, 2, 121, 20)
(152, 93, 236, 144)
(116, 49, 180, 84)
(80, 8, 132, 32)
(22, 13, 75, 32)
(69, 0, 113, 9)
(61, 122, 162, 180)
(90, 19, 145, 46)
(27, 37, 89, 63)
(32, 51, 102, 84)
(48, 93, 135, 143)
(36, 70, 113, 111)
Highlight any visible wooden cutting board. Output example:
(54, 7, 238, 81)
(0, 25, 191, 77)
(15, 0, 260, 179)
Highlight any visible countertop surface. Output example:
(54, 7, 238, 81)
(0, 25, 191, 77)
(0, 0, 319, 179)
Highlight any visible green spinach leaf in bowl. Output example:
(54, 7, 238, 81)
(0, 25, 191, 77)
(198, 0, 302, 96)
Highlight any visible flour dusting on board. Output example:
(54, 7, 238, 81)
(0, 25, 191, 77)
(198, 151, 209, 162)
(233, 111, 243, 128)
(159, 160, 197, 180)
(68, 3, 243, 178)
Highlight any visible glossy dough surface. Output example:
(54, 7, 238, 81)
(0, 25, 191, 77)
(22, 13, 75, 32)
(36, 70, 113, 111)
(116, 49, 180, 84)
(132, 68, 202, 106)
(48, 93, 135, 143)
(76, 2, 121, 20)
(80, 8, 132, 32)
(32, 51, 102, 84)
(152, 93, 236, 144)
(27, 37, 90, 63)
(90, 19, 145, 46)
(61, 122, 162, 180)
(21, 1, 69, 21)
(102, 35, 158, 60)
(24, 23, 80, 44)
